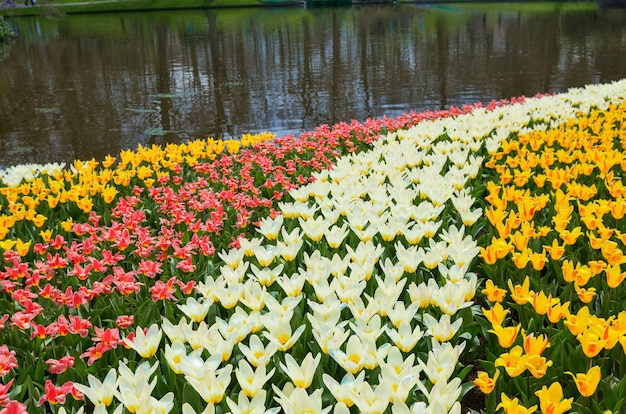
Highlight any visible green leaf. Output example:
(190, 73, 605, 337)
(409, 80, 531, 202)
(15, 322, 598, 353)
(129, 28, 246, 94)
(457, 364, 473, 382)
(460, 380, 475, 399)
(619, 373, 626, 399)
(182, 382, 202, 409)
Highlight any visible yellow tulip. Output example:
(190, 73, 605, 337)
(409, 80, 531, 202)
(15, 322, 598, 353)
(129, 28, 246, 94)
(561, 260, 577, 283)
(547, 301, 570, 324)
(601, 240, 625, 266)
(481, 279, 507, 303)
(529, 251, 548, 271)
(32, 214, 47, 228)
(543, 239, 565, 260)
(39, 229, 53, 242)
(102, 186, 118, 204)
(473, 369, 499, 394)
(575, 284, 596, 304)
(0, 239, 16, 251)
(61, 218, 74, 232)
(559, 226, 583, 245)
(567, 366, 602, 397)
(605, 264, 626, 288)
(531, 291, 552, 316)
(525, 355, 553, 379)
(102, 154, 116, 168)
(489, 324, 521, 348)
(495, 346, 528, 377)
(577, 330, 607, 358)
(511, 249, 530, 269)
(482, 302, 510, 326)
(15, 238, 31, 256)
(564, 306, 593, 337)
(508, 276, 535, 305)
(535, 382, 573, 414)
(523, 332, 550, 356)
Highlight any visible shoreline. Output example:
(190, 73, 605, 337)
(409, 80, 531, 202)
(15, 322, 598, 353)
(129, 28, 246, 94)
(0, 0, 603, 18)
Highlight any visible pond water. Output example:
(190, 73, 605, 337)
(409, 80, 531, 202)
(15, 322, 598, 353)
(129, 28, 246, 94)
(0, 3, 625, 167)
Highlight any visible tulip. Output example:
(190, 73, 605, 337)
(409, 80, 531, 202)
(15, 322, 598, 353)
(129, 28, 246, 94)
(279, 353, 320, 389)
(546, 301, 570, 324)
(123, 324, 162, 358)
(323, 372, 365, 408)
(523, 332, 550, 356)
(349, 314, 384, 343)
(352, 381, 391, 414)
(422, 379, 460, 413)
(496, 393, 538, 414)
(226, 390, 279, 414)
(566, 365, 602, 397)
(272, 383, 331, 414)
(488, 323, 521, 348)
(0, 346, 18, 376)
(605, 263, 626, 288)
(508, 276, 535, 305)
(262, 316, 305, 352)
(534, 382, 573, 414)
(256, 215, 283, 240)
(574, 284, 596, 304)
(474, 369, 499, 394)
(385, 320, 424, 353)
(525, 354, 553, 379)
(495, 346, 528, 377)
(178, 297, 212, 323)
(235, 360, 275, 397)
(422, 313, 462, 342)
(185, 366, 232, 404)
(420, 341, 465, 384)
(481, 279, 507, 303)
(482, 302, 510, 326)
(0, 379, 15, 408)
(543, 238, 565, 260)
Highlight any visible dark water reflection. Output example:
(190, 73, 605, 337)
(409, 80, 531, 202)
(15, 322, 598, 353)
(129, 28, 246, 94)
(0, 4, 625, 167)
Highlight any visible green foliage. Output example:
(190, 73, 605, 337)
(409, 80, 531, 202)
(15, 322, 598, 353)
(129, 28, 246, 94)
(0, 16, 15, 42)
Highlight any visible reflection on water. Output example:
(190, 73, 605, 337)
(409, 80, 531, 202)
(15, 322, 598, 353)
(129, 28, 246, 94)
(0, 4, 625, 167)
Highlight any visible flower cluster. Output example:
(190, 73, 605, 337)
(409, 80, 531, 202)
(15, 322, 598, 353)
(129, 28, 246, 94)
(4, 76, 626, 413)
(73, 100, 493, 414)
(64, 80, 626, 414)
(477, 82, 626, 413)
(1, 103, 499, 411)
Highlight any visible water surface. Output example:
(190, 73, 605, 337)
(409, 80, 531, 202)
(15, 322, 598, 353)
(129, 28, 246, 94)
(0, 3, 625, 167)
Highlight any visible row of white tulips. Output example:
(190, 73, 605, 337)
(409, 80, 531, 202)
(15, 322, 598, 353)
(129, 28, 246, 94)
(71, 79, 626, 414)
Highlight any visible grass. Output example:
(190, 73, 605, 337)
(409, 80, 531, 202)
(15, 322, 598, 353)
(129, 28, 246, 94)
(0, 0, 301, 17)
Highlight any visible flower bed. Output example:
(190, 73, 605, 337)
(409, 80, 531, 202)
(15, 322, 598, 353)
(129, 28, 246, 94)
(477, 85, 626, 413)
(0, 80, 625, 414)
